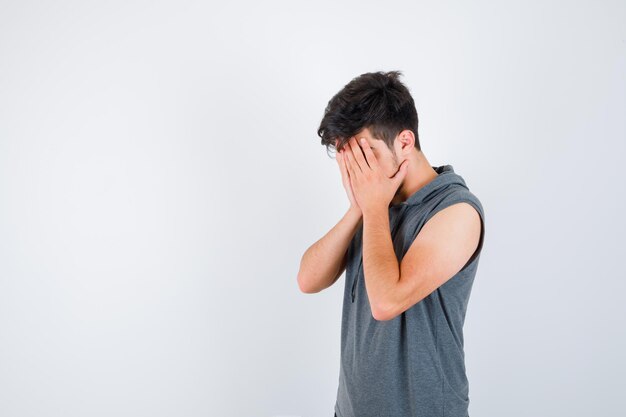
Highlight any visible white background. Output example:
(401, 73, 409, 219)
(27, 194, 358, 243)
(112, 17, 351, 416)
(1, 1, 624, 416)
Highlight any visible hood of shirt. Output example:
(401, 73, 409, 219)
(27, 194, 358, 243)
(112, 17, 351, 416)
(392, 164, 469, 208)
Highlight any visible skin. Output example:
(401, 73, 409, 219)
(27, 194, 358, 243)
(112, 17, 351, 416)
(335, 127, 441, 210)
(335, 128, 482, 321)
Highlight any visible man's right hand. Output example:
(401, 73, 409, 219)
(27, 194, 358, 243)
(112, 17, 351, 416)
(336, 138, 362, 215)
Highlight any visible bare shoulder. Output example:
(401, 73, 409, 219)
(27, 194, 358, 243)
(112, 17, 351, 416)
(415, 202, 481, 262)
(422, 202, 481, 238)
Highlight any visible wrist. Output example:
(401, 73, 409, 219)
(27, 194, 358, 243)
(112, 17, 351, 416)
(346, 206, 363, 226)
(348, 205, 362, 217)
(362, 205, 388, 220)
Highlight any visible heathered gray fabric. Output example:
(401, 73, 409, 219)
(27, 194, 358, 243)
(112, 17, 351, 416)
(334, 164, 485, 417)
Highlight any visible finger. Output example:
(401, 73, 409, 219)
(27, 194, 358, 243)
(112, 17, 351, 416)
(391, 159, 409, 185)
(345, 141, 362, 176)
(344, 148, 357, 179)
(358, 137, 380, 171)
(337, 151, 349, 179)
(347, 137, 368, 173)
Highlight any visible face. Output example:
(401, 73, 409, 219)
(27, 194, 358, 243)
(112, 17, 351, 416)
(336, 127, 402, 179)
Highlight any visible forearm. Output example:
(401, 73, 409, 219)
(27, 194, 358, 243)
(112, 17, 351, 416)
(361, 207, 400, 319)
(298, 207, 363, 293)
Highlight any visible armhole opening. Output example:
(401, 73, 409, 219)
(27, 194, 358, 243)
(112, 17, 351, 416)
(459, 200, 484, 272)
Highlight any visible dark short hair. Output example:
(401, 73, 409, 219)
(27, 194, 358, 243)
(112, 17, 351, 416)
(317, 70, 420, 156)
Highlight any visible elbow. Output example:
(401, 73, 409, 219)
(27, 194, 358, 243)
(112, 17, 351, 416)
(371, 302, 396, 322)
(297, 273, 319, 294)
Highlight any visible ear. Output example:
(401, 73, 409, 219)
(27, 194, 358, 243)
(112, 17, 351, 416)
(397, 130, 416, 153)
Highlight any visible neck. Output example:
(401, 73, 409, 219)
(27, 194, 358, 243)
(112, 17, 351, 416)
(390, 150, 439, 206)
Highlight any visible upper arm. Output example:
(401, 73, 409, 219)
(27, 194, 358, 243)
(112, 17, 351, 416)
(381, 202, 482, 320)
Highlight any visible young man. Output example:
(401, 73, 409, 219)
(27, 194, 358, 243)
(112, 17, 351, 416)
(297, 70, 486, 417)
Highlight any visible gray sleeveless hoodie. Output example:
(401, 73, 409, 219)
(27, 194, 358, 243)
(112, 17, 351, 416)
(334, 164, 485, 417)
